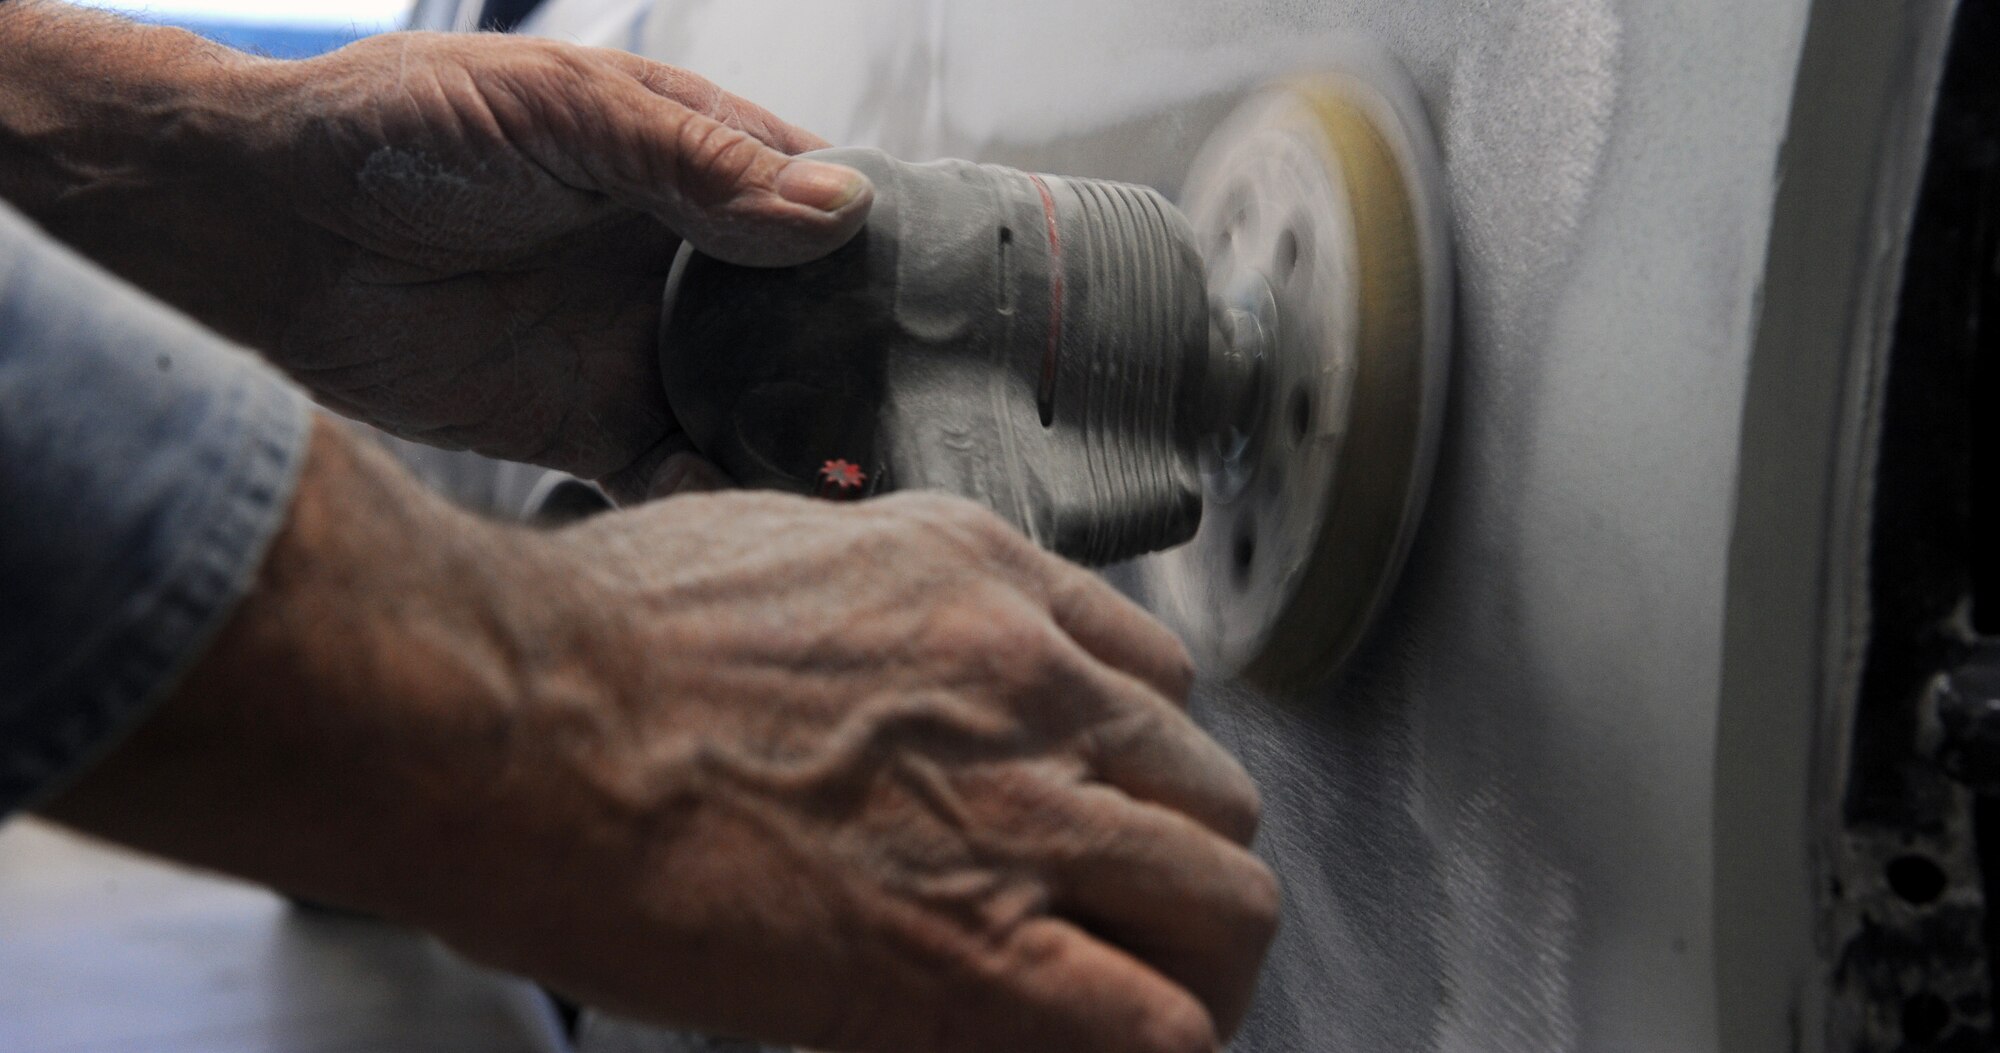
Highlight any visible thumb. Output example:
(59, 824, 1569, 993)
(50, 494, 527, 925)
(646, 452, 732, 498)
(598, 433, 734, 506)
(580, 74, 873, 266)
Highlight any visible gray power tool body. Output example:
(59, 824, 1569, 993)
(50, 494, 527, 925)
(659, 70, 1453, 692)
(659, 147, 1223, 566)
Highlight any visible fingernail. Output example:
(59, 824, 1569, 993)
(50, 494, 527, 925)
(650, 452, 729, 497)
(650, 456, 693, 497)
(776, 160, 869, 213)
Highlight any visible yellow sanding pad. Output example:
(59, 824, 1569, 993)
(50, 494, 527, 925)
(1137, 59, 1453, 693)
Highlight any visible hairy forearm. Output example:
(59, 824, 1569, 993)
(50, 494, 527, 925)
(0, 0, 315, 345)
(32, 411, 1274, 1049)
(38, 416, 577, 928)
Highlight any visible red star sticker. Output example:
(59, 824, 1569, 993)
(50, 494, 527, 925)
(818, 459, 867, 491)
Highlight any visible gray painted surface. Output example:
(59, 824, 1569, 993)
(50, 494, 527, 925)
(499, 1, 1957, 1049)
(1714, 3, 1957, 1050)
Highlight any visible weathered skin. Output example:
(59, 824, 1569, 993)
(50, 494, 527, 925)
(0, 4, 1282, 1051)
(48, 418, 1278, 1053)
(0, 9, 872, 502)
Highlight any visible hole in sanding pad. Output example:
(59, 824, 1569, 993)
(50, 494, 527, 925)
(1221, 187, 1253, 255)
(1274, 226, 1302, 283)
(1232, 520, 1257, 586)
(1289, 384, 1313, 443)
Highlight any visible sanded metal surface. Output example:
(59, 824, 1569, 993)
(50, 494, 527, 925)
(504, 1, 1964, 1050)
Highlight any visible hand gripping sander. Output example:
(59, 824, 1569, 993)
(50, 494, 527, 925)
(659, 65, 1452, 689)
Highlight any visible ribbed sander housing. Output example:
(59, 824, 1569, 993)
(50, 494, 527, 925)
(659, 147, 1211, 565)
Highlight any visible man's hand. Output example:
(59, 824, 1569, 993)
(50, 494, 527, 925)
(248, 34, 873, 499)
(0, 7, 868, 500)
(44, 419, 1279, 1053)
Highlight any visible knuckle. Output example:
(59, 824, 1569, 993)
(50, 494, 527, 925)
(1082, 702, 1167, 761)
(893, 493, 1039, 567)
(919, 590, 1019, 653)
(653, 65, 725, 114)
(932, 600, 1031, 658)
(1238, 856, 1282, 944)
(1139, 997, 1219, 1053)
(989, 607, 1060, 661)
(970, 607, 1073, 691)
(878, 489, 958, 524)
(1161, 640, 1197, 699)
(709, 130, 773, 191)
(673, 116, 743, 185)
(940, 498, 1022, 549)
(1215, 756, 1265, 845)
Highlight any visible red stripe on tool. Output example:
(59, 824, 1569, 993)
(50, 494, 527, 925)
(1027, 173, 1064, 424)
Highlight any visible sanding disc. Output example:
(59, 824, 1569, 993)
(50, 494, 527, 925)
(1136, 59, 1453, 692)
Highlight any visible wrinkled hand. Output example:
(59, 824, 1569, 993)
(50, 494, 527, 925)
(238, 33, 871, 498)
(469, 489, 1280, 1052)
(44, 418, 1277, 1053)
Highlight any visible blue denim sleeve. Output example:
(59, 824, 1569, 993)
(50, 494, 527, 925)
(0, 200, 311, 816)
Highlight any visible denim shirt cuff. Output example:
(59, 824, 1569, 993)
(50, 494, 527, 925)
(0, 201, 313, 815)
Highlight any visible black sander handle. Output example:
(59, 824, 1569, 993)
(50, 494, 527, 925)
(657, 147, 1221, 565)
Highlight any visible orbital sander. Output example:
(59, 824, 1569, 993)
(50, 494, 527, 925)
(659, 63, 1452, 689)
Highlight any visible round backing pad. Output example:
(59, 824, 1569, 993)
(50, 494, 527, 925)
(1137, 59, 1453, 692)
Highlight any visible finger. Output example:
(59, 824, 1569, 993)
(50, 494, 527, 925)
(653, 453, 731, 496)
(569, 61, 872, 267)
(1044, 562, 1196, 702)
(1040, 643, 1260, 845)
(1056, 784, 1272, 1040)
(977, 917, 1221, 1053)
(1083, 705, 1263, 846)
(933, 587, 1254, 843)
(601, 50, 832, 154)
(1026, 781, 1280, 1040)
(597, 433, 734, 505)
